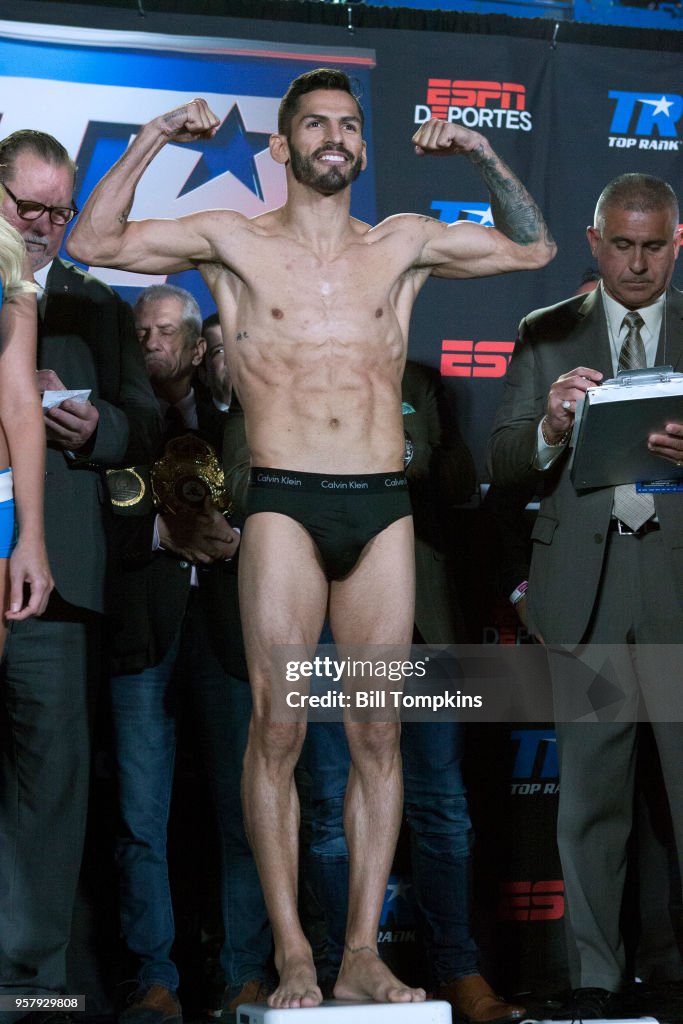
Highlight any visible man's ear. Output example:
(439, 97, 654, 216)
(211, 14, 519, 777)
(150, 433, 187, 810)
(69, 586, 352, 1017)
(361, 140, 367, 172)
(586, 226, 599, 259)
(192, 337, 207, 367)
(269, 132, 289, 166)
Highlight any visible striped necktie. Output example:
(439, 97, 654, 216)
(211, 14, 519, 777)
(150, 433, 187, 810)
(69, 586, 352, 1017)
(613, 310, 655, 531)
(618, 310, 646, 372)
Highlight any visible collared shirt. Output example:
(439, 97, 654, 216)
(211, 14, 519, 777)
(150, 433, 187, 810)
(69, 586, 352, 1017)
(33, 261, 51, 294)
(34, 261, 52, 318)
(601, 285, 663, 374)
(157, 387, 199, 431)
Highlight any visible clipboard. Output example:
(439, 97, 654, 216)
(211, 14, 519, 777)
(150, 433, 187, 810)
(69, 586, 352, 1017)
(569, 365, 683, 488)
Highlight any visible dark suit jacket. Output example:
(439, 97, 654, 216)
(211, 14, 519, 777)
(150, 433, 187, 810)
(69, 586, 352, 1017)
(488, 286, 683, 642)
(403, 361, 476, 644)
(109, 386, 250, 680)
(40, 258, 160, 614)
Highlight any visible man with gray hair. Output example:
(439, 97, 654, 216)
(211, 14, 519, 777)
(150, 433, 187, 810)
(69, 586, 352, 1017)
(489, 173, 683, 1018)
(108, 284, 250, 1024)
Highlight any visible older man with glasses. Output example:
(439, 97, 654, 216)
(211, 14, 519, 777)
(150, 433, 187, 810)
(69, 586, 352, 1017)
(0, 130, 160, 1024)
(1, 183, 79, 227)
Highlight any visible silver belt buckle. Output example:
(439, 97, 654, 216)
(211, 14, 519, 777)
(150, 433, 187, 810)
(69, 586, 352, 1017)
(616, 519, 637, 536)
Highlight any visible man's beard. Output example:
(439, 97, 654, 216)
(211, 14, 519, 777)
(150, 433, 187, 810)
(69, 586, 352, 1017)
(289, 143, 363, 194)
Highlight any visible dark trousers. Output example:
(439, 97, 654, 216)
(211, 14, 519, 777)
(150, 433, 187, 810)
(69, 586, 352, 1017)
(552, 531, 683, 990)
(0, 605, 101, 1014)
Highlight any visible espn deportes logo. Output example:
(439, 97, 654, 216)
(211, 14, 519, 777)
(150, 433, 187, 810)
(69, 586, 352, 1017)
(608, 91, 682, 151)
(415, 79, 532, 132)
(441, 339, 514, 378)
(499, 881, 565, 922)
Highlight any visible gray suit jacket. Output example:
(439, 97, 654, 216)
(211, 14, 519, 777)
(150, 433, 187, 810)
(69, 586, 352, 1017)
(40, 258, 160, 614)
(488, 286, 683, 642)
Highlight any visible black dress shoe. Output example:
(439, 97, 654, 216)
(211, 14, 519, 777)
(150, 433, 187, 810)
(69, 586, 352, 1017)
(551, 988, 622, 1021)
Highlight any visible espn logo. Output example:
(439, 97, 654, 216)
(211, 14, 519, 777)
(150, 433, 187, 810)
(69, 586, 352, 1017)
(498, 880, 565, 922)
(441, 340, 514, 378)
(427, 79, 526, 119)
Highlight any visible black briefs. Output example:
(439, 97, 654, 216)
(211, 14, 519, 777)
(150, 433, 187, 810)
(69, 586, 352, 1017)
(246, 468, 412, 581)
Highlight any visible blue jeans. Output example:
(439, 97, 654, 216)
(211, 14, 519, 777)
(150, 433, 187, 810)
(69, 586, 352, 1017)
(110, 592, 270, 991)
(303, 719, 479, 987)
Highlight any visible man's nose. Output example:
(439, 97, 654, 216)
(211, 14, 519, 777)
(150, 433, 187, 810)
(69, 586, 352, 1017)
(139, 330, 157, 349)
(325, 123, 344, 145)
(629, 247, 647, 273)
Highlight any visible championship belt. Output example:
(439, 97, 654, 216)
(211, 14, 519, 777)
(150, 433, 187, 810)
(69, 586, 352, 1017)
(106, 467, 148, 510)
(151, 435, 233, 516)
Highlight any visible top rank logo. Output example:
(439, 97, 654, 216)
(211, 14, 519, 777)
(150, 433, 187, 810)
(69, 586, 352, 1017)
(415, 79, 532, 132)
(608, 91, 682, 151)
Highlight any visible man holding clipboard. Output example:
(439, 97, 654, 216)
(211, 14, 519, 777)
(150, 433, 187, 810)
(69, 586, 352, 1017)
(489, 174, 683, 1017)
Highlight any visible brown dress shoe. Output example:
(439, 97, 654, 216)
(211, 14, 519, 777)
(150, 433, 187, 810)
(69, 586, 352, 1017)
(221, 979, 270, 1023)
(437, 975, 526, 1024)
(119, 984, 182, 1024)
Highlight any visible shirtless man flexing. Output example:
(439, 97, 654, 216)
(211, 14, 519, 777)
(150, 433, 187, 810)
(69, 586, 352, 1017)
(68, 68, 555, 1011)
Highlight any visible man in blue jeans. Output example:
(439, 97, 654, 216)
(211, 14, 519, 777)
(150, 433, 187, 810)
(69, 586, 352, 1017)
(303, 363, 526, 1022)
(108, 289, 270, 1024)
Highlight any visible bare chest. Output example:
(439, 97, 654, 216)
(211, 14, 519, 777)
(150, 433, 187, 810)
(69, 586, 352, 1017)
(252, 245, 397, 329)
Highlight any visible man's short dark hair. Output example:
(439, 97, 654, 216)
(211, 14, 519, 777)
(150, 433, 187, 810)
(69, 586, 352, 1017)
(594, 173, 679, 232)
(0, 129, 77, 184)
(202, 311, 221, 335)
(278, 68, 364, 137)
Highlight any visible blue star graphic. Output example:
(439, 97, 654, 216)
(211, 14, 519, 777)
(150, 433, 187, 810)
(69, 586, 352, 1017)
(179, 103, 271, 200)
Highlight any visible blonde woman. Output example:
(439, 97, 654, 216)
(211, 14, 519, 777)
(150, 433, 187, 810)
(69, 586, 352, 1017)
(0, 213, 52, 647)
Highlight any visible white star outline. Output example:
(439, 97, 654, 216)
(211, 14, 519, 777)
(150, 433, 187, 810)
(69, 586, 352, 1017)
(461, 205, 494, 226)
(386, 878, 414, 903)
(639, 95, 675, 118)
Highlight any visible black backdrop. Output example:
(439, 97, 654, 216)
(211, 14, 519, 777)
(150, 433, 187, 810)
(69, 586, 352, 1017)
(2, 0, 681, 1007)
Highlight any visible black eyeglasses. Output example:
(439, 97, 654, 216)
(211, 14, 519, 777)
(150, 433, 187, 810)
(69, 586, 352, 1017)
(1, 182, 78, 226)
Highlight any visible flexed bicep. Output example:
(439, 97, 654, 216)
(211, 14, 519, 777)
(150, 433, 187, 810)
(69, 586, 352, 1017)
(418, 218, 523, 279)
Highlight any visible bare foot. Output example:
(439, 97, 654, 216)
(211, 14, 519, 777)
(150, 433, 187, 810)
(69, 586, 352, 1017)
(334, 945, 426, 1003)
(268, 953, 322, 1009)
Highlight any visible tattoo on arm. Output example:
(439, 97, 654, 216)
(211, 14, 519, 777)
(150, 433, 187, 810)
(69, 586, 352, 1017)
(163, 105, 188, 126)
(469, 143, 554, 248)
(116, 196, 134, 225)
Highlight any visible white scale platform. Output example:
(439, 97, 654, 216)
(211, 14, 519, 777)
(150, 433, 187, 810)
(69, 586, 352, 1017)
(236, 1001, 453, 1023)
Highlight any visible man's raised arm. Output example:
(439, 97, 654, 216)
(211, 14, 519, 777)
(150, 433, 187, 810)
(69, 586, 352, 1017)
(411, 119, 556, 278)
(67, 100, 222, 275)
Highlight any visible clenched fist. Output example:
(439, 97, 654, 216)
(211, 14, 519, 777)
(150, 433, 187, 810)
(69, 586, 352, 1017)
(412, 119, 484, 157)
(157, 99, 221, 143)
